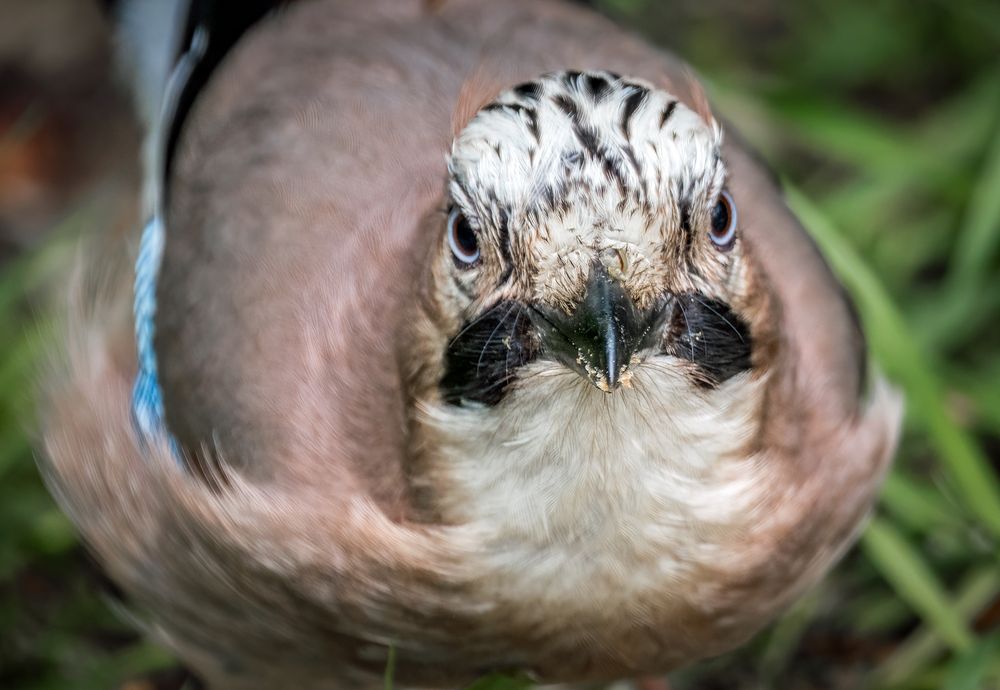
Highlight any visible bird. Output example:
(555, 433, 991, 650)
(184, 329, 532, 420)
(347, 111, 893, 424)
(39, 0, 902, 688)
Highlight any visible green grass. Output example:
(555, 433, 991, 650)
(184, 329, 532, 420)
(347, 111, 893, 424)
(2, 0, 999, 688)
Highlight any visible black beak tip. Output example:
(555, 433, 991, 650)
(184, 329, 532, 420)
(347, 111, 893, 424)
(601, 363, 621, 392)
(594, 358, 632, 393)
(605, 371, 619, 391)
(593, 359, 622, 393)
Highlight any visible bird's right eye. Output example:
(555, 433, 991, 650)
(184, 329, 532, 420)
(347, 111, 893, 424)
(709, 190, 737, 251)
(447, 209, 480, 266)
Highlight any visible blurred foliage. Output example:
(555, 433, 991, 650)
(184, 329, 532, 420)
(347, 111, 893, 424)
(0, 0, 998, 688)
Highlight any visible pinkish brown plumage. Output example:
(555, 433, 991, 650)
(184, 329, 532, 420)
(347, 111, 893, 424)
(39, 1, 900, 688)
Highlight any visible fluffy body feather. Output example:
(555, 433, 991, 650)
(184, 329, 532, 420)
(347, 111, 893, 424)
(39, 1, 901, 688)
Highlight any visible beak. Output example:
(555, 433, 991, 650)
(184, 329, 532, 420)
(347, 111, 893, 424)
(531, 263, 659, 392)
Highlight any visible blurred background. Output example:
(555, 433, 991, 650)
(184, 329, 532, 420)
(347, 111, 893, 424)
(0, 0, 997, 688)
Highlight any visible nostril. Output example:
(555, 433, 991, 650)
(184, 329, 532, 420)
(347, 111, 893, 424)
(599, 246, 630, 281)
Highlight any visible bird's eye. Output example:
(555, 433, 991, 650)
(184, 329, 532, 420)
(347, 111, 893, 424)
(447, 208, 480, 266)
(709, 190, 737, 250)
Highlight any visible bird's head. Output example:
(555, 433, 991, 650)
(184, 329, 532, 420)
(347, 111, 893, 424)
(417, 70, 772, 406)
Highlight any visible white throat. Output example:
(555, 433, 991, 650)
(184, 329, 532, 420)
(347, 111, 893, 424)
(418, 359, 769, 596)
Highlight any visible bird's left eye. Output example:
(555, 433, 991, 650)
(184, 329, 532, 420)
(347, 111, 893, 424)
(447, 208, 480, 266)
(709, 190, 737, 250)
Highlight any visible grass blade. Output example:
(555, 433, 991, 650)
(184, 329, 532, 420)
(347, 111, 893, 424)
(862, 518, 973, 653)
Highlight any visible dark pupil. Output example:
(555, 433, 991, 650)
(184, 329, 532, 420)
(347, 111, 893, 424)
(454, 216, 478, 256)
(710, 200, 730, 236)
